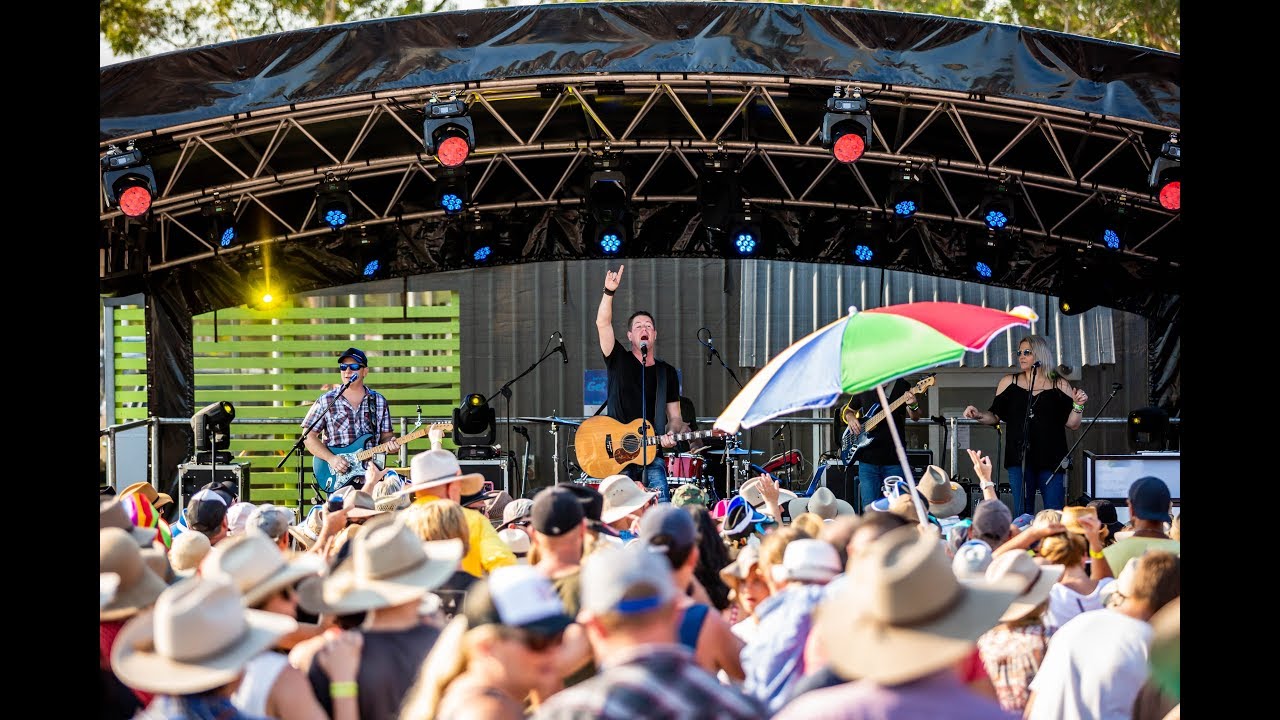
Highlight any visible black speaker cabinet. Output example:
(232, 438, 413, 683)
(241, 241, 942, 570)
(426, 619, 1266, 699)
(460, 456, 516, 495)
(178, 461, 251, 507)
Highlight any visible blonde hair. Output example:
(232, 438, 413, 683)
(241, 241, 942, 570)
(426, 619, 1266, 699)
(1038, 532, 1087, 566)
(402, 501, 471, 556)
(1016, 335, 1060, 381)
(790, 512, 825, 538)
(1033, 509, 1062, 528)
(399, 615, 502, 720)
(1169, 514, 1180, 542)
(757, 526, 809, 583)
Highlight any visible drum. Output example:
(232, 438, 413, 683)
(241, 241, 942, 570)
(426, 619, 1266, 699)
(665, 454, 706, 484)
(575, 472, 600, 491)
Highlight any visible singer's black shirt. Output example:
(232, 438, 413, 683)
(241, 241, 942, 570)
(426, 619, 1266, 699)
(604, 340, 680, 438)
(989, 377, 1073, 471)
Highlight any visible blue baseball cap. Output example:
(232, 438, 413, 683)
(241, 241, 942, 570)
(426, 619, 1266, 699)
(338, 347, 368, 366)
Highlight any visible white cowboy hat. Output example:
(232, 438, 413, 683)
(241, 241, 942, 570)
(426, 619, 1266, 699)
(100, 527, 169, 622)
(738, 476, 800, 509)
(110, 576, 297, 696)
(918, 465, 967, 518)
(973, 550, 1064, 623)
(318, 515, 463, 614)
(200, 532, 326, 607)
(787, 486, 855, 520)
(396, 450, 485, 498)
(817, 524, 1021, 685)
(599, 474, 657, 524)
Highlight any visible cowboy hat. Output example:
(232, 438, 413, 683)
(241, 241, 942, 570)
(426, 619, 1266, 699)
(787, 486, 854, 521)
(975, 550, 1063, 623)
(918, 465, 967, 518)
(101, 527, 170, 622)
(101, 572, 121, 611)
(718, 537, 762, 591)
(599, 474, 656, 524)
(110, 576, 297, 695)
(738, 476, 800, 508)
(120, 481, 174, 511)
(287, 506, 325, 550)
(1061, 505, 1099, 535)
(342, 490, 387, 521)
(318, 514, 463, 614)
(200, 532, 326, 607)
(817, 524, 1020, 685)
(397, 450, 485, 497)
(101, 499, 162, 548)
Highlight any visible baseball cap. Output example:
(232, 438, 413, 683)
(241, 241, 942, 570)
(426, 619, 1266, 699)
(531, 486, 585, 537)
(497, 527, 531, 559)
(1128, 476, 1172, 523)
(200, 480, 239, 503)
(580, 543, 677, 617)
(771, 538, 842, 584)
(671, 483, 710, 508)
(187, 488, 230, 533)
(225, 502, 257, 536)
(1088, 498, 1125, 536)
(1012, 513, 1035, 531)
(637, 504, 698, 556)
(169, 531, 212, 577)
(248, 504, 295, 540)
(559, 483, 605, 522)
(462, 565, 573, 635)
(503, 498, 534, 525)
(971, 499, 1013, 541)
(951, 539, 994, 580)
(337, 347, 368, 366)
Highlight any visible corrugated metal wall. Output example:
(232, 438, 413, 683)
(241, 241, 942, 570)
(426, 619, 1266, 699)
(314, 258, 1138, 498)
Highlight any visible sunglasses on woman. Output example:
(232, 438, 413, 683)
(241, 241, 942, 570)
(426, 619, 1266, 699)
(504, 626, 565, 652)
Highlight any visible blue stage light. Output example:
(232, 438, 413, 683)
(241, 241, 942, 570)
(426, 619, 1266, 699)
(600, 233, 621, 254)
(473, 245, 492, 262)
(854, 244, 874, 262)
(894, 200, 917, 218)
(975, 261, 993, 279)
(441, 193, 463, 214)
(984, 210, 1007, 230)
(734, 232, 757, 255)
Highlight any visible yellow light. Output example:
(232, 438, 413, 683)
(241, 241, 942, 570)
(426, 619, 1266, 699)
(261, 292, 273, 304)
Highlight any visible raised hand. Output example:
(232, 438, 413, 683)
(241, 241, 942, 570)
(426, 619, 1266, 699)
(604, 264, 625, 292)
(1072, 388, 1089, 406)
(966, 448, 993, 484)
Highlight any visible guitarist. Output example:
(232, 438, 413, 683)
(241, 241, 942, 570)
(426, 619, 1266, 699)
(301, 347, 399, 488)
(840, 378, 923, 514)
(596, 264, 689, 502)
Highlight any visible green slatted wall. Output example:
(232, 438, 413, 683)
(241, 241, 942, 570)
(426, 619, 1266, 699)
(109, 292, 462, 510)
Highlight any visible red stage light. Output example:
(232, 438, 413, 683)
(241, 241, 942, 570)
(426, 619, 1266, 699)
(833, 133, 865, 164)
(437, 135, 470, 168)
(1157, 180, 1179, 211)
(118, 184, 154, 217)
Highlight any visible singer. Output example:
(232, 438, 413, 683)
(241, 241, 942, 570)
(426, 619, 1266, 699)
(300, 347, 399, 477)
(963, 335, 1088, 516)
(595, 264, 689, 502)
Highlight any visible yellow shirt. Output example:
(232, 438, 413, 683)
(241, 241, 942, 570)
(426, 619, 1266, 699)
(412, 495, 517, 577)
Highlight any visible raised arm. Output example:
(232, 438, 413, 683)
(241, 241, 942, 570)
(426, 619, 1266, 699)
(1061, 379, 1089, 431)
(597, 264, 623, 357)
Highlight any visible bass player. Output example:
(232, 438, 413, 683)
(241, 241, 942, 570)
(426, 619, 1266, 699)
(840, 377, 923, 513)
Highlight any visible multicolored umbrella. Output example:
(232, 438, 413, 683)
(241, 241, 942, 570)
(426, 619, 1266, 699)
(715, 302, 1037, 434)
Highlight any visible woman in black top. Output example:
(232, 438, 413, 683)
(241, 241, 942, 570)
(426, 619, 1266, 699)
(962, 335, 1088, 516)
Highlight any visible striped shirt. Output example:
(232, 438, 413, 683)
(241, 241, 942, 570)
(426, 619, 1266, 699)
(301, 387, 392, 449)
(532, 644, 764, 720)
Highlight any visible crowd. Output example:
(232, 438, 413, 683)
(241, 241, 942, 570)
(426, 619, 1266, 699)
(100, 444, 1180, 720)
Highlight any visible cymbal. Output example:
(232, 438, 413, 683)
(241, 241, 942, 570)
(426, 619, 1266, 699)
(516, 416, 582, 427)
(707, 448, 763, 456)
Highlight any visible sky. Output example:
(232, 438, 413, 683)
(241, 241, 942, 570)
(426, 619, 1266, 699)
(100, 0, 541, 66)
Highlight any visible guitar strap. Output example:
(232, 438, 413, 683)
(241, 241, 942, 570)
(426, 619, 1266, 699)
(363, 391, 376, 449)
(653, 361, 667, 437)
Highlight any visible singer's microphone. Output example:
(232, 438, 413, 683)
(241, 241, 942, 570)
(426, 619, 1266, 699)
(1112, 382, 1123, 391)
(1032, 360, 1042, 368)
(557, 333, 568, 365)
(640, 340, 649, 356)
(771, 425, 785, 440)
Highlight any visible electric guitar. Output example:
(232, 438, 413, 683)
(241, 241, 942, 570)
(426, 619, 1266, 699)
(575, 416, 727, 479)
(840, 376, 936, 463)
(312, 422, 452, 493)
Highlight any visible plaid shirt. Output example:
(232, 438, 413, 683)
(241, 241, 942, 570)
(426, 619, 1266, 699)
(533, 643, 765, 720)
(301, 387, 392, 449)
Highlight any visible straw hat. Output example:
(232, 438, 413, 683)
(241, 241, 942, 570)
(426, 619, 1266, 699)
(200, 532, 325, 607)
(918, 466, 967, 518)
(599, 474, 656, 524)
(787, 486, 855, 520)
(977, 550, 1063, 623)
(396, 450, 485, 497)
(817, 524, 1020, 685)
(100, 527, 170, 622)
(120, 481, 174, 511)
(738, 476, 800, 508)
(102, 499, 161, 548)
(110, 577, 296, 695)
(1061, 505, 1098, 535)
(318, 515, 463, 614)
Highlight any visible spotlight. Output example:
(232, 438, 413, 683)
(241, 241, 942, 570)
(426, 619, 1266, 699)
(353, 225, 393, 279)
(727, 206, 763, 257)
(101, 143, 158, 218)
(887, 162, 924, 221)
(594, 223, 627, 256)
(1127, 405, 1170, 451)
(980, 177, 1017, 231)
(435, 167, 468, 216)
(1098, 194, 1134, 251)
(453, 392, 497, 457)
(968, 229, 1009, 282)
(588, 153, 629, 225)
(191, 401, 236, 460)
(463, 210, 497, 264)
(424, 93, 475, 168)
(315, 176, 353, 230)
(202, 195, 238, 248)
(698, 152, 740, 232)
(1149, 133, 1180, 212)
(820, 86, 873, 164)
(848, 211, 886, 265)
(1057, 246, 1102, 316)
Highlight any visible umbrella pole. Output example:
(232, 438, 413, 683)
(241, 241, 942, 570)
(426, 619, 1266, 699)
(876, 384, 929, 526)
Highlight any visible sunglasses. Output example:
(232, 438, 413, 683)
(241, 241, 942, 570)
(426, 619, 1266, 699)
(510, 627, 565, 653)
(1016, 349, 1035, 357)
(338, 363, 365, 371)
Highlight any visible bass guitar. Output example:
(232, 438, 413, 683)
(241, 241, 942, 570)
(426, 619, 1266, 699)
(840, 376, 936, 463)
(312, 422, 452, 493)
(575, 416, 726, 479)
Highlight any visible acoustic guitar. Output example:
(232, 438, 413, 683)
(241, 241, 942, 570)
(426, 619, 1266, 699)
(574, 416, 726, 479)
(840, 375, 936, 463)
(312, 422, 452, 493)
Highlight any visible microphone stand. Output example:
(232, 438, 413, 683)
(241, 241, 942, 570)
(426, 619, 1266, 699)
(706, 341, 743, 389)
(1053, 384, 1122, 482)
(282, 372, 359, 507)
(489, 340, 561, 485)
(640, 343, 649, 481)
(1018, 363, 1039, 515)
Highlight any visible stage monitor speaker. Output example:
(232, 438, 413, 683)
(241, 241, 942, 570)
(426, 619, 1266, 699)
(178, 461, 251, 507)
(905, 449, 932, 479)
(460, 456, 515, 495)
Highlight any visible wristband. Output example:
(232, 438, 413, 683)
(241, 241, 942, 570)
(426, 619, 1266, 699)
(603, 288, 615, 296)
(1088, 548, 1105, 560)
(980, 481, 995, 490)
(330, 681, 358, 699)
(907, 403, 920, 411)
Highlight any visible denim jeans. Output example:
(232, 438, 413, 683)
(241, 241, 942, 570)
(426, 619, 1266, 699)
(856, 462, 913, 514)
(624, 456, 670, 503)
(1006, 466, 1066, 517)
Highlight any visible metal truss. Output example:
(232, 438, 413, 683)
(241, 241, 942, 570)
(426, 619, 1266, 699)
(99, 73, 1179, 278)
